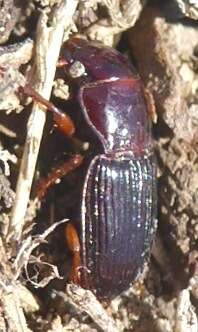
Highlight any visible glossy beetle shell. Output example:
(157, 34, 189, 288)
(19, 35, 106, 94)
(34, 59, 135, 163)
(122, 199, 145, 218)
(80, 154, 157, 298)
(63, 38, 157, 298)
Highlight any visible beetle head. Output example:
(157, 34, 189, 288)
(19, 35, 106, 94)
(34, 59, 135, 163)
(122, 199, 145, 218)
(62, 38, 137, 82)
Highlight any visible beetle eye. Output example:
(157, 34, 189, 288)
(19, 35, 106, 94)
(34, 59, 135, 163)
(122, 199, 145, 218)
(69, 61, 86, 78)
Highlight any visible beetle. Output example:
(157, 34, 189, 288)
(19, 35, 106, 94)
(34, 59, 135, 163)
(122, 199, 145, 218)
(27, 38, 157, 299)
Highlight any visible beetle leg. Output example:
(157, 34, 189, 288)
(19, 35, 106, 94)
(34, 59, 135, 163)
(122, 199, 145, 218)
(36, 154, 83, 199)
(21, 84, 75, 137)
(144, 88, 157, 123)
(65, 222, 81, 284)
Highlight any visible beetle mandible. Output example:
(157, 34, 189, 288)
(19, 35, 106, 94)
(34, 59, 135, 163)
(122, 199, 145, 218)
(34, 38, 158, 299)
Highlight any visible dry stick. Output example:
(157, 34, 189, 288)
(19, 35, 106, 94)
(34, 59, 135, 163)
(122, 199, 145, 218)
(0, 236, 33, 332)
(57, 285, 120, 332)
(8, 0, 78, 242)
(1, 290, 32, 332)
(174, 289, 197, 332)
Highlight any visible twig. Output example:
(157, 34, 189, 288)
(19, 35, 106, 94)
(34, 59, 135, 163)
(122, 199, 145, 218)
(174, 289, 197, 332)
(1, 288, 32, 332)
(13, 218, 68, 280)
(0, 124, 16, 137)
(57, 284, 120, 332)
(0, 237, 33, 332)
(0, 219, 67, 331)
(8, 0, 78, 242)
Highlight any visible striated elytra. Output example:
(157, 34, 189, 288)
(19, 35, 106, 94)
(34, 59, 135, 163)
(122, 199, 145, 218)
(62, 38, 158, 299)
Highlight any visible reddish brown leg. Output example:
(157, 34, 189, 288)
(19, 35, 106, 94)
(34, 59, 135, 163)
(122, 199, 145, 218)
(21, 84, 83, 280)
(144, 88, 157, 123)
(21, 84, 75, 136)
(21, 84, 84, 197)
(65, 223, 81, 284)
(36, 154, 83, 199)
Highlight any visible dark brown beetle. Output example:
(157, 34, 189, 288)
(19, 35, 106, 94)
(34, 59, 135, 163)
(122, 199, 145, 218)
(60, 38, 158, 299)
(30, 38, 157, 299)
